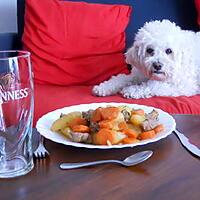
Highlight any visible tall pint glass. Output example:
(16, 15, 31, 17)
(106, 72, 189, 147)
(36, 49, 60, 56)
(0, 50, 34, 178)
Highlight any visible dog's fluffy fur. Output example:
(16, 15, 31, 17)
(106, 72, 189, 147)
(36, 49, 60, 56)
(92, 20, 200, 99)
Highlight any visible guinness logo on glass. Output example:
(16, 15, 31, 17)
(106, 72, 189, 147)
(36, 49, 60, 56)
(0, 72, 15, 90)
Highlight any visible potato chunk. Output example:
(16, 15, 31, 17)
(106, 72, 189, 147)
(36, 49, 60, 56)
(51, 111, 81, 132)
(130, 114, 146, 126)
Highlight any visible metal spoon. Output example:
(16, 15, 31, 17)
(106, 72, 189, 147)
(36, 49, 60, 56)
(60, 150, 153, 169)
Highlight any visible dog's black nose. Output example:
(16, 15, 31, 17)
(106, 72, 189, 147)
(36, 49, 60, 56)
(153, 62, 162, 71)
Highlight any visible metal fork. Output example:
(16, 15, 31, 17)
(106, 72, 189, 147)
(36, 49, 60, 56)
(34, 135, 49, 158)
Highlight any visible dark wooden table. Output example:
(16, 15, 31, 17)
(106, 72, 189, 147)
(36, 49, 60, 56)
(0, 114, 200, 200)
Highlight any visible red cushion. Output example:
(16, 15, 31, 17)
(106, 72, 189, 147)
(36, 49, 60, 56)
(22, 0, 131, 86)
(195, 0, 200, 26)
(33, 83, 200, 126)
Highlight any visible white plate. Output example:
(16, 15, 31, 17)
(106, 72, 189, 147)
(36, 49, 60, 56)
(36, 102, 176, 149)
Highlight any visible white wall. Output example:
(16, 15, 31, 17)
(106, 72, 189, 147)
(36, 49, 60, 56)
(0, 0, 17, 33)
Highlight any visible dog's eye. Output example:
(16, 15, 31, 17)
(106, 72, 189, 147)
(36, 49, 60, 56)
(165, 48, 173, 55)
(146, 48, 154, 55)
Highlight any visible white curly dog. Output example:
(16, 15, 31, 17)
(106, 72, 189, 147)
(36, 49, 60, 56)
(92, 20, 200, 99)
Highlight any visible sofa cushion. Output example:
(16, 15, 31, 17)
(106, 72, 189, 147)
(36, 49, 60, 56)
(23, 0, 131, 86)
(34, 83, 200, 126)
(195, 0, 200, 26)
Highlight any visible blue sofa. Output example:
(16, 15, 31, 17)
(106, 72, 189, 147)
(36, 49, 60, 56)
(0, 0, 200, 125)
(1, 0, 199, 51)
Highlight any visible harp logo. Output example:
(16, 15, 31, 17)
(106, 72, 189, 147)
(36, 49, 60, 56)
(0, 73, 29, 102)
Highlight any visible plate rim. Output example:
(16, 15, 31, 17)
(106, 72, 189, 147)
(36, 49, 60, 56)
(36, 102, 176, 149)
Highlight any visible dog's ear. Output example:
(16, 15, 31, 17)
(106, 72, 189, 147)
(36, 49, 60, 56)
(179, 49, 194, 71)
(176, 38, 194, 71)
(125, 45, 139, 65)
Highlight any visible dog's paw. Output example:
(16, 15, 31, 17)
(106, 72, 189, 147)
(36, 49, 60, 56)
(121, 86, 152, 99)
(121, 86, 140, 99)
(92, 82, 120, 96)
(92, 85, 108, 96)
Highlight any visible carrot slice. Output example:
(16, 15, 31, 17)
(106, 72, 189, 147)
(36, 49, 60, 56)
(154, 124, 164, 133)
(122, 137, 138, 144)
(122, 129, 137, 138)
(71, 125, 90, 133)
(93, 128, 114, 145)
(131, 109, 145, 116)
(68, 117, 87, 128)
(118, 121, 128, 130)
(91, 108, 102, 122)
(101, 107, 120, 120)
(99, 119, 115, 129)
(139, 130, 156, 140)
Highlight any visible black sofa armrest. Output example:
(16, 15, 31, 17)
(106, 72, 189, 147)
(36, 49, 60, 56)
(0, 33, 18, 50)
